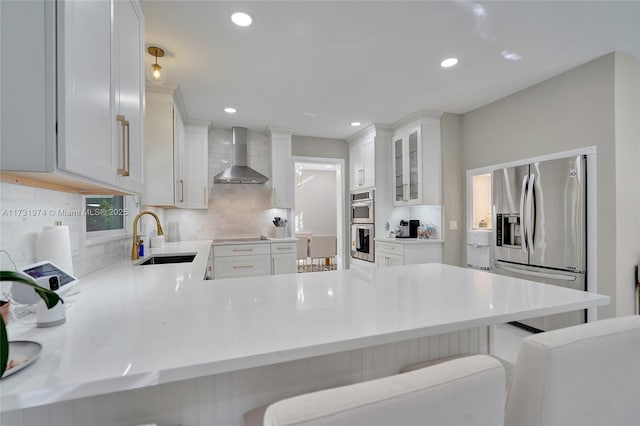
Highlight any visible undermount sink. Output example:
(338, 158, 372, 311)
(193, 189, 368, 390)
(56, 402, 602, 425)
(136, 253, 196, 265)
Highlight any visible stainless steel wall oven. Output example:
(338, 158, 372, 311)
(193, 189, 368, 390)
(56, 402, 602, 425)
(351, 190, 374, 262)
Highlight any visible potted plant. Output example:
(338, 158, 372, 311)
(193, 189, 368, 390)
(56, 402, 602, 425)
(0, 270, 62, 377)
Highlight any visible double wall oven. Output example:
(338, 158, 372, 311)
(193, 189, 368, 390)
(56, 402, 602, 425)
(351, 189, 374, 262)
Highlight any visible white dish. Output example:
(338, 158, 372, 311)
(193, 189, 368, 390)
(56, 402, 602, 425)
(2, 341, 42, 378)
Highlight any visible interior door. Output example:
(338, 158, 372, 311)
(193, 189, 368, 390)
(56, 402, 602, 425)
(528, 156, 586, 272)
(492, 165, 529, 265)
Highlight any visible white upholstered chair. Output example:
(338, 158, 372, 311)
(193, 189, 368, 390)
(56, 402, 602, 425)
(505, 315, 640, 426)
(308, 235, 337, 271)
(296, 236, 309, 272)
(245, 355, 506, 426)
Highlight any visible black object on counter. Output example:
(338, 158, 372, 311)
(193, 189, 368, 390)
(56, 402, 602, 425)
(409, 220, 420, 238)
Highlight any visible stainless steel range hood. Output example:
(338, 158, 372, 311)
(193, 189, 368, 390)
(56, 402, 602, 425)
(213, 127, 269, 184)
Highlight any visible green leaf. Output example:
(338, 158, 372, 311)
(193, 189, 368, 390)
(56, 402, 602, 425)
(0, 270, 64, 378)
(0, 270, 62, 309)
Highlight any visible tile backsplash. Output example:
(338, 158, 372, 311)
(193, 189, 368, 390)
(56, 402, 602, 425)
(0, 182, 135, 277)
(386, 205, 443, 239)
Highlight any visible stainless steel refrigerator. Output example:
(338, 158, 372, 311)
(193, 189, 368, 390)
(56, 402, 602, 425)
(492, 155, 586, 332)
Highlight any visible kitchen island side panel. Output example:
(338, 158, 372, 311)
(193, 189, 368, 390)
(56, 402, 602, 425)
(0, 328, 488, 426)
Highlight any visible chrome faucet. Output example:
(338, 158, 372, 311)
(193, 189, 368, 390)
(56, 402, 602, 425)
(131, 211, 164, 260)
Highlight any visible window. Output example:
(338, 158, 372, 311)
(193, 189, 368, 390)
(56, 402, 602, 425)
(85, 196, 126, 232)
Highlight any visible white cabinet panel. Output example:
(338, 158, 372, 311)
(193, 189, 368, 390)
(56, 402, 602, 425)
(213, 243, 271, 257)
(271, 242, 297, 275)
(143, 92, 175, 205)
(114, 0, 144, 193)
(57, 0, 116, 185)
(214, 255, 271, 279)
(349, 136, 375, 190)
(183, 126, 209, 209)
(269, 130, 294, 208)
(375, 240, 442, 267)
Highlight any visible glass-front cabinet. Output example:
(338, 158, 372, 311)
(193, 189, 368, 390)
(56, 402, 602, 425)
(392, 126, 422, 206)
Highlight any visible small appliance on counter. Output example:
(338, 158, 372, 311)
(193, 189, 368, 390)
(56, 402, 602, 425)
(409, 220, 420, 238)
(396, 220, 410, 238)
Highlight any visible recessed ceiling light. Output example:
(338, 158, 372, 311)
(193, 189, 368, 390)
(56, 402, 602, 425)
(440, 58, 459, 68)
(473, 4, 487, 17)
(231, 12, 253, 27)
(501, 51, 523, 61)
(350, 121, 361, 127)
(224, 107, 237, 114)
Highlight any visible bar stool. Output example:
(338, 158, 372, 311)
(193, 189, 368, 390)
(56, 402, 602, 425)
(308, 235, 336, 271)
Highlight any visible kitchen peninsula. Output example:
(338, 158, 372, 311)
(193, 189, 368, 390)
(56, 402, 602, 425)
(1, 240, 609, 425)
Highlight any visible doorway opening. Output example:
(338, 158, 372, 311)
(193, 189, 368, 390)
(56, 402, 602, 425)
(293, 157, 346, 270)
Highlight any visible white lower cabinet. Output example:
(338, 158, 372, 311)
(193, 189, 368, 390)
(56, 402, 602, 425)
(212, 241, 297, 279)
(213, 243, 271, 279)
(375, 241, 443, 267)
(271, 242, 297, 275)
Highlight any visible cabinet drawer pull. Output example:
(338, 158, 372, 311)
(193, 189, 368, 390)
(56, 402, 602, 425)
(276, 247, 289, 251)
(233, 265, 254, 269)
(232, 248, 253, 252)
(116, 115, 130, 176)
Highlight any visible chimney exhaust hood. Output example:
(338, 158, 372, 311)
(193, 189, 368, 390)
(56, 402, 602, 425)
(213, 127, 269, 184)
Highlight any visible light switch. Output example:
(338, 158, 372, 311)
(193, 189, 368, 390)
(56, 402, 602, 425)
(449, 220, 458, 231)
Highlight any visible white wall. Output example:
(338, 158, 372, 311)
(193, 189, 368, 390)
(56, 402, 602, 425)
(614, 53, 640, 315)
(0, 183, 134, 277)
(441, 113, 464, 266)
(460, 52, 640, 319)
(294, 169, 337, 235)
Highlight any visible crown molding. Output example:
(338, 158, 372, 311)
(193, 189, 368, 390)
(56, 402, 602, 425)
(346, 123, 392, 143)
(392, 109, 442, 130)
(265, 127, 295, 136)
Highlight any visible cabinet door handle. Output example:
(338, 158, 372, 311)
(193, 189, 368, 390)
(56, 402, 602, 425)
(233, 265, 254, 269)
(271, 257, 275, 273)
(116, 115, 130, 176)
(179, 179, 184, 202)
(204, 186, 207, 206)
(361, 169, 365, 185)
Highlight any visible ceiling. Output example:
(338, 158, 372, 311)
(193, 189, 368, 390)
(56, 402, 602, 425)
(141, 1, 640, 140)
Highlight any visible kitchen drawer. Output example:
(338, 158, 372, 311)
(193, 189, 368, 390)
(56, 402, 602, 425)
(376, 241, 404, 255)
(213, 255, 271, 279)
(270, 242, 296, 254)
(213, 243, 271, 257)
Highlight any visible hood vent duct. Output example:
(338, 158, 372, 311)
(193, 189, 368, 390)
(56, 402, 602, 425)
(213, 127, 269, 184)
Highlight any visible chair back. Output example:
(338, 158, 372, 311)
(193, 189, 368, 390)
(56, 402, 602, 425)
(264, 355, 506, 426)
(505, 315, 640, 426)
(296, 236, 308, 260)
(309, 235, 336, 258)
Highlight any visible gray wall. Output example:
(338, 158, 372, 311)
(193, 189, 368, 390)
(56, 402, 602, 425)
(460, 52, 640, 319)
(292, 135, 348, 159)
(294, 169, 337, 235)
(614, 53, 640, 316)
(441, 113, 464, 266)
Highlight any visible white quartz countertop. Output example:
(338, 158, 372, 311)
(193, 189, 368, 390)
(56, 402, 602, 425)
(1, 240, 609, 411)
(375, 237, 444, 244)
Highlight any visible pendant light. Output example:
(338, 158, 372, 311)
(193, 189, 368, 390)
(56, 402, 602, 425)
(146, 46, 167, 85)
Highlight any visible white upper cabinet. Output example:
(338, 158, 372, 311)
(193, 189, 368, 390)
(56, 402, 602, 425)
(0, 0, 145, 194)
(268, 128, 294, 208)
(57, 0, 116, 186)
(144, 89, 209, 209)
(349, 134, 375, 191)
(392, 126, 421, 206)
(113, 0, 145, 193)
(391, 115, 442, 206)
(183, 125, 209, 209)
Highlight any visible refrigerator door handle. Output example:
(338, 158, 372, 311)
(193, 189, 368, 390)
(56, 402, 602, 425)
(494, 261, 577, 281)
(526, 174, 536, 251)
(520, 174, 529, 251)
